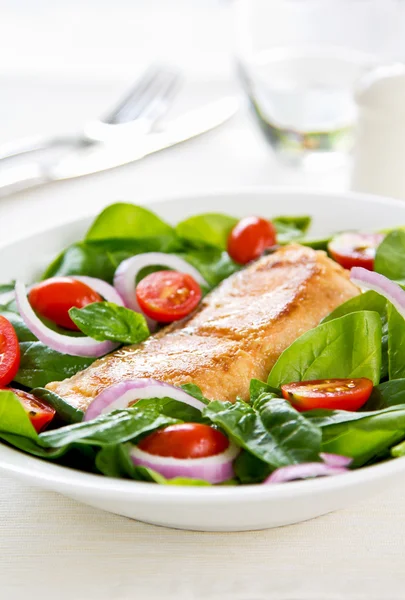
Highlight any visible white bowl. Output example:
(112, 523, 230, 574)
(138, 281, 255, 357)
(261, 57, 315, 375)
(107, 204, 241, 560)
(1, 188, 405, 532)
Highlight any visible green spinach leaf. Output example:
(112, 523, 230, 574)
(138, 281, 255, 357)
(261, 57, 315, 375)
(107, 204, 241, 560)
(14, 341, 95, 388)
(0, 307, 37, 342)
(322, 291, 388, 380)
(175, 213, 238, 249)
(306, 404, 405, 466)
(203, 395, 321, 468)
(387, 304, 405, 380)
(178, 249, 240, 288)
(375, 230, 405, 280)
(69, 302, 149, 344)
(43, 237, 179, 283)
(133, 397, 204, 423)
(39, 405, 178, 447)
(86, 203, 173, 241)
(273, 215, 311, 243)
(32, 388, 84, 424)
(233, 450, 272, 484)
(180, 383, 210, 405)
(249, 379, 280, 402)
(268, 311, 382, 388)
(0, 391, 39, 440)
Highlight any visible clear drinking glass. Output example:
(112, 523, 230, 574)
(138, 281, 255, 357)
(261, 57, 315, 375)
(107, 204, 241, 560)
(234, 0, 403, 168)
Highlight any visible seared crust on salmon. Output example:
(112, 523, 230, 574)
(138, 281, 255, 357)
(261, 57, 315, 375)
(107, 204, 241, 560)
(46, 245, 359, 410)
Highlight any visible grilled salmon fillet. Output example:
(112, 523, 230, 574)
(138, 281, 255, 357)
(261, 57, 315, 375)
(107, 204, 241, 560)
(46, 244, 359, 410)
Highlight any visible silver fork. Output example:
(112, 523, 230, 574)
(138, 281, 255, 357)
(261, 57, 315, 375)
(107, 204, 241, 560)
(0, 63, 182, 163)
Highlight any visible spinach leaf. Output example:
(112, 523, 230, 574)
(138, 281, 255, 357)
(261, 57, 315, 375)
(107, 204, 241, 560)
(178, 249, 240, 288)
(268, 311, 382, 388)
(39, 405, 178, 447)
(180, 383, 210, 405)
(0, 391, 38, 440)
(203, 395, 321, 468)
(233, 451, 272, 484)
(319, 405, 405, 466)
(305, 404, 405, 466)
(0, 391, 67, 458)
(322, 291, 388, 380)
(0, 433, 68, 458)
(175, 213, 238, 249)
(14, 341, 95, 388)
(43, 242, 118, 282)
(0, 304, 94, 389)
(375, 230, 405, 280)
(0, 307, 37, 342)
(133, 397, 204, 423)
(387, 304, 405, 380)
(273, 216, 311, 243)
(32, 388, 84, 424)
(391, 439, 405, 458)
(95, 442, 139, 478)
(249, 379, 280, 402)
(43, 237, 179, 283)
(0, 282, 15, 295)
(86, 203, 173, 241)
(69, 302, 149, 344)
(375, 379, 405, 408)
(322, 291, 387, 324)
(253, 394, 322, 462)
(300, 237, 330, 251)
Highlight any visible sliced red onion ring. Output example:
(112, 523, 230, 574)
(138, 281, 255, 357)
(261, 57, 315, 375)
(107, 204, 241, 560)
(72, 276, 124, 306)
(130, 440, 240, 484)
(84, 379, 206, 421)
(264, 462, 349, 484)
(351, 267, 405, 318)
(320, 453, 352, 468)
(113, 252, 208, 330)
(15, 281, 119, 358)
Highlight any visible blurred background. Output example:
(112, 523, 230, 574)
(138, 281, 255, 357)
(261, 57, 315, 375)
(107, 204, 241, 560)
(1, 0, 405, 235)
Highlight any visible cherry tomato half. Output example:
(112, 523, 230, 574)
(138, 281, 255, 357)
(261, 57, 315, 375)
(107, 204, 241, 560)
(227, 216, 277, 265)
(4, 387, 56, 432)
(0, 316, 20, 386)
(281, 378, 373, 412)
(136, 271, 202, 323)
(138, 423, 229, 459)
(29, 277, 102, 331)
(328, 232, 385, 271)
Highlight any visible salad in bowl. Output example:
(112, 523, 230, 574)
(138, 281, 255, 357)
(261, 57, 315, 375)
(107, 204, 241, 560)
(1, 201, 405, 489)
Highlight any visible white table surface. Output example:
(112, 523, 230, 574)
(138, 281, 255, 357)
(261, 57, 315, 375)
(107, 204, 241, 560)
(0, 3, 404, 596)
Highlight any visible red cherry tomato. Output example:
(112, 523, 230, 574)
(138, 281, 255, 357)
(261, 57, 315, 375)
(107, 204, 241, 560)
(136, 271, 202, 323)
(4, 387, 56, 433)
(28, 277, 102, 331)
(0, 316, 20, 386)
(328, 232, 385, 271)
(227, 216, 277, 265)
(138, 423, 229, 459)
(281, 378, 373, 412)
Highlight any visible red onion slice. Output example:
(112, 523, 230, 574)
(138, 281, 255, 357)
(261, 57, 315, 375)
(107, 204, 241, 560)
(320, 453, 352, 468)
(130, 441, 240, 484)
(84, 379, 206, 421)
(264, 462, 348, 484)
(15, 281, 119, 358)
(351, 267, 405, 318)
(72, 276, 124, 306)
(113, 252, 208, 330)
